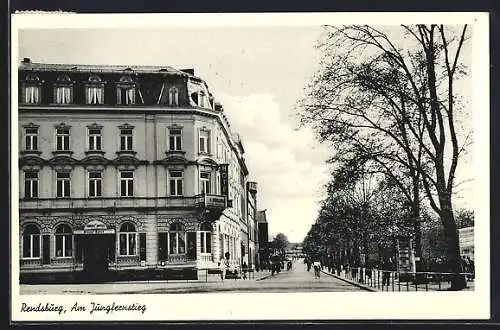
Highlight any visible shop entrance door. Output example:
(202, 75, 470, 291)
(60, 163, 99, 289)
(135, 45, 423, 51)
(83, 235, 109, 274)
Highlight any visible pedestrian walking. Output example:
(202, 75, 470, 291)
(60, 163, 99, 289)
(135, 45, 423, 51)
(219, 257, 229, 281)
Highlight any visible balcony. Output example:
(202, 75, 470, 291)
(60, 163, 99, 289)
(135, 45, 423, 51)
(194, 194, 227, 222)
(195, 194, 226, 210)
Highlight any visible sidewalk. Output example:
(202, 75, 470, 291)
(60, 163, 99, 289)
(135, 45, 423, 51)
(321, 269, 475, 292)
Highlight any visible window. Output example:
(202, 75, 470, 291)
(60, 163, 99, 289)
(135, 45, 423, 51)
(23, 74, 41, 104)
(168, 128, 182, 151)
(88, 171, 102, 197)
(120, 171, 134, 197)
(169, 222, 185, 254)
(55, 86, 72, 104)
(117, 75, 136, 105)
(56, 172, 70, 198)
(55, 224, 73, 257)
(25, 127, 38, 151)
(199, 91, 206, 108)
(24, 171, 38, 199)
(117, 88, 135, 105)
(200, 171, 211, 194)
(24, 86, 41, 104)
(200, 222, 212, 254)
(199, 130, 210, 153)
(168, 87, 179, 106)
(56, 128, 70, 151)
(168, 171, 183, 196)
(119, 222, 136, 256)
(22, 224, 40, 259)
(88, 128, 102, 151)
(120, 129, 133, 151)
(86, 75, 104, 104)
(86, 87, 104, 104)
(54, 74, 73, 104)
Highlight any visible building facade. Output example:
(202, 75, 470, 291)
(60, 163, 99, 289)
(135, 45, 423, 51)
(17, 58, 255, 278)
(246, 181, 258, 268)
(458, 226, 474, 260)
(256, 209, 269, 267)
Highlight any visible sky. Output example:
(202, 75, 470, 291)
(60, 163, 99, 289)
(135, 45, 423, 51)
(18, 27, 332, 243)
(17, 24, 474, 243)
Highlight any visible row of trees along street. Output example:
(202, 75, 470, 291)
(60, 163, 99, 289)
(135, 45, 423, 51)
(298, 25, 472, 290)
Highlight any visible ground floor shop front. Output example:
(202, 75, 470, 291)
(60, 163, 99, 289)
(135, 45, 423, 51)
(19, 211, 245, 281)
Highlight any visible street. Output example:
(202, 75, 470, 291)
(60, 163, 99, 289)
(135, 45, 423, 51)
(20, 260, 364, 294)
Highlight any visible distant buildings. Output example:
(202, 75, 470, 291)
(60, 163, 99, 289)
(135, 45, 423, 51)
(458, 227, 474, 260)
(256, 209, 269, 266)
(17, 58, 263, 279)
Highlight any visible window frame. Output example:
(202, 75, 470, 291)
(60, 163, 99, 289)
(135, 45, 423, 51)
(168, 222, 186, 255)
(200, 222, 212, 254)
(56, 171, 71, 198)
(119, 170, 134, 197)
(119, 128, 134, 151)
(168, 87, 179, 106)
(55, 127, 71, 151)
(199, 129, 210, 154)
(22, 224, 41, 260)
(24, 127, 39, 151)
(88, 127, 102, 151)
(168, 128, 183, 151)
(54, 224, 73, 258)
(118, 222, 137, 256)
(24, 170, 39, 199)
(199, 171, 211, 194)
(168, 170, 184, 196)
(88, 170, 103, 198)
(23, 85, 41, 104)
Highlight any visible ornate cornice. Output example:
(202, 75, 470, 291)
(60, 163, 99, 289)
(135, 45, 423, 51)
(47, 155, 78, 168)
(19, 155, 45, 168)
(111, 155, 148, 167)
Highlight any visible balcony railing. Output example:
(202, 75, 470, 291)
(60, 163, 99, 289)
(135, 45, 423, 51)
(20, 196, 200, 212)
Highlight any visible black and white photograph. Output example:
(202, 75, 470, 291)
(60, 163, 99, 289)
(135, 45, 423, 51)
(10, 12, 490, 321)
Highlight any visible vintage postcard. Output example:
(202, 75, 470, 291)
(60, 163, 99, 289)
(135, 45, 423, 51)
(10, 12, 490, 321)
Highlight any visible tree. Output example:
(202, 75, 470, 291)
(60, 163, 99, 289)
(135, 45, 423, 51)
(455, 208, 474, 229)
(272, 233, 289, 259)
(299, 25, 471, 289)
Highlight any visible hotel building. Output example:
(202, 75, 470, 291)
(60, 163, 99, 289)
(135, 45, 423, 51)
(17, 58, 257, 279)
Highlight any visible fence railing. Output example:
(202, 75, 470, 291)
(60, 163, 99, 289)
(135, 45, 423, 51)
(327, 267, 474, 291)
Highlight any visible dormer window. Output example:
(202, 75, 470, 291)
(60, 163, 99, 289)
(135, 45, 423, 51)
(117, 74, 136, 105)
(54, 74, 73, 104)
(22, 74, 41, 104)
(85, 74, 104, 105)
(168, 87, 179, 106)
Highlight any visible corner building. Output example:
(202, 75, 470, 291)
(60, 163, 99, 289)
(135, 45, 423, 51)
(17, 59, 255, 278)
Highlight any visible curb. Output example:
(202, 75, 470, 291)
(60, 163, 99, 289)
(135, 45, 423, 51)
(321, 270, 377, 292)
(255, 273, 274, 281)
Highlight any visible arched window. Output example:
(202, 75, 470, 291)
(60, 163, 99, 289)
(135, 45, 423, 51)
(119, 222, 136, 256)
(86, 74, 104, 104)
(200, 222, 212, 254)
(22, 223, 41, 258)
(169, 222, 185, 254)
(168, 87, 179, 106)
(23, 74, 41, 104)
(54, 74, 73, 104)
(55, 224, 73, 257)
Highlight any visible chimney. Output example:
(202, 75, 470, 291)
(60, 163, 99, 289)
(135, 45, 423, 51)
(181, 68, 194, 75)
(22, 57, 31, 64)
